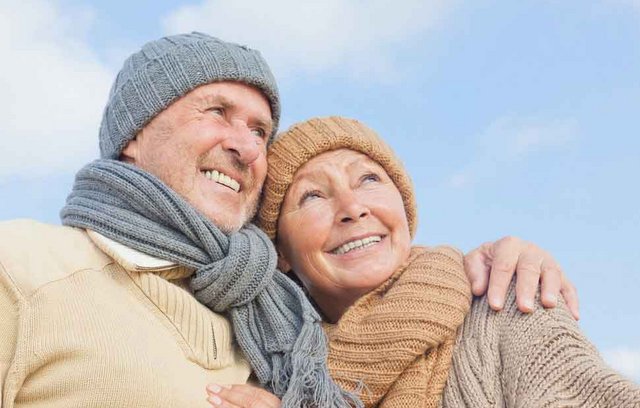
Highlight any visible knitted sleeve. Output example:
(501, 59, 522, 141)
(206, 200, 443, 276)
(0, 262, 20, 403)
(441, 280, 640, 407)
(325, 246, 472, 407)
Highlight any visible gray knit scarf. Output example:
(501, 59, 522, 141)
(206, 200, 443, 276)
(61, 159, 361, 408)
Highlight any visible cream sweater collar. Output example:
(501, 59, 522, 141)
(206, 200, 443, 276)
(87, 230, 192, 279)
(87, 229, 238, 370)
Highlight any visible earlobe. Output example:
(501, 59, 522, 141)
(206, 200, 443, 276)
(120, 136, 139, 163)
(276, 249, 292, 273)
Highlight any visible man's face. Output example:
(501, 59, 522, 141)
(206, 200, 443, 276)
(122, 81, 272, 233)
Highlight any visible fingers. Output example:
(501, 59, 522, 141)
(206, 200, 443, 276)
(561, 278, 580, 320)
(487, 236, 521, 311)
(532, 251, 580, 320)
(539, 257, 561, 309)
(513, 246, 543, 313)
(464, 243, 492, 296)
(477, 236, 579, 318)
(207, 384, 281, 408)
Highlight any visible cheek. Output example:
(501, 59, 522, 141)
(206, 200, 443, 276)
(278, 204, 333, 267)
(251, 154, 268, 185)
(362, 189, 407, 223)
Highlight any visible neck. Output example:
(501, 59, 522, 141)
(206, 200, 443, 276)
(311, 288, 369, 323)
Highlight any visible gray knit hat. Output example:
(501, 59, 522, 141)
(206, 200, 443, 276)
(99, 32, 280, 159)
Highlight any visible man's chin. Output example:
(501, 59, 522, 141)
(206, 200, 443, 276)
(207, 213, 245, 234)
(205, 206, 258, 234)
(196, 195, 260, 234)
(217, 221, 243, 234)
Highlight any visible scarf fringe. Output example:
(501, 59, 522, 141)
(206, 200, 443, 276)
(275, 318, 363, 408)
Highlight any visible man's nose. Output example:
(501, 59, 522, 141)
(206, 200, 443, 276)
(336, 191, 371, 224)
(221, 121, 261, 165)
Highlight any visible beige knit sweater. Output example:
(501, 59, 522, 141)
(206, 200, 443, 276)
(441, 280, 640, 407)
(326, 245, 640, 407)
(0, 220, 250, 408)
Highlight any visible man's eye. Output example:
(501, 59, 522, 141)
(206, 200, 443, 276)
(208, 107, 224, 116)
(299, 190, 322, 206)
(251, 128, 266, 139)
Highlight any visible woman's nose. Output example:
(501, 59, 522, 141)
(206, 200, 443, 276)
(336, 192, 371, 224)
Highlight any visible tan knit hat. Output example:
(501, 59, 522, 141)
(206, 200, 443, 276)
(258, 116, 417, 241)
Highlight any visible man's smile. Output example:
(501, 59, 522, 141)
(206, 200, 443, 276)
(201, 169, 241, 192)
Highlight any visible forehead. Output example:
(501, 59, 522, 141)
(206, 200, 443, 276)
(292, 149, 381, 183)
(183, 81, 272, 120)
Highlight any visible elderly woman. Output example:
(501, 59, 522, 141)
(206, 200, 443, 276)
(208, 117, 640, 407)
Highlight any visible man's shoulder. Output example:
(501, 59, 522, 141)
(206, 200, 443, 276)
(0, 219, 113, 298)
(412, 244, 465, 264)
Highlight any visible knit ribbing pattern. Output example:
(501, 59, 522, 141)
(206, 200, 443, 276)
(325, 246, 472, 408)
(99, 32, 280, 159)
(60, 159, 361, 408)
(127, 270, 224, 368)
(258, 116, 417, 240)
(0, 221, 252, 407)
(441, 281, 640, 407)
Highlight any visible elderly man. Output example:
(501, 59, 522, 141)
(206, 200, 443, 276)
(0, 32, 576, 408)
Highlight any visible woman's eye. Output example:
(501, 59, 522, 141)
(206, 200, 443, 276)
(299, 190, 322, 206)
(361, 173, 380, 184)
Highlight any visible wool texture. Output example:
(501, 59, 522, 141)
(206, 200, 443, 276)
(0, 220, 252, 407)
(441, 280, 640, 407)
(99, 32, 280, 160)
(324, 246, 472, 408)
(258, 116, 417, 240)
(60, 159, 361, 408)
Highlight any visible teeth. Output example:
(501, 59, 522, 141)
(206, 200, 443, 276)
(202, 169, 240, 192)
(333, 236, 382, 255)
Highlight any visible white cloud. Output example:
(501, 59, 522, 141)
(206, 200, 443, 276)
(603, 346, 640, 382)
(0, 0, 113, 180)
(162, 0, 456, 80)
(448, 116, 579, 188)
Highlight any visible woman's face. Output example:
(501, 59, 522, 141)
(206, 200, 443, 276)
(276, 149, 412, 303)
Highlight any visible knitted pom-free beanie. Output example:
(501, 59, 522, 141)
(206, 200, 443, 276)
(258, 116, 417, 240)
(99, 32, 280, 159)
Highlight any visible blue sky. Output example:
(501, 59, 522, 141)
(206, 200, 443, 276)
(1, 0, 639, 380)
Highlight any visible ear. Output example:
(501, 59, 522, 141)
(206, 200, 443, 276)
(276, 248, 292, 273)
(120, 133, 141, 163)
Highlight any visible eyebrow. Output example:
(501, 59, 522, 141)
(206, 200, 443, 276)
(202, 93, 233, 110)
(203, 93, 273, 131)
(292, 155, 374, 184)
(253, 117, 273, 132)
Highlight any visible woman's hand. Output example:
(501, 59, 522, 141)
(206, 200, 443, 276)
(465, 236, 579, 319)
(206, 383, 281, 408)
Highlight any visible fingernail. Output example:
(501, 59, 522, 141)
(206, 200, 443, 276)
(489, 296, 502, 310)
(546, 294, 558, 306)
(207, 384, 222, 393)
(208, 395, 222, 406)
(523, 299, 534, 311)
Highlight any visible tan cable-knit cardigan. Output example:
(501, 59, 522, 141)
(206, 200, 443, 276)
(326, 247, 640, 408)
